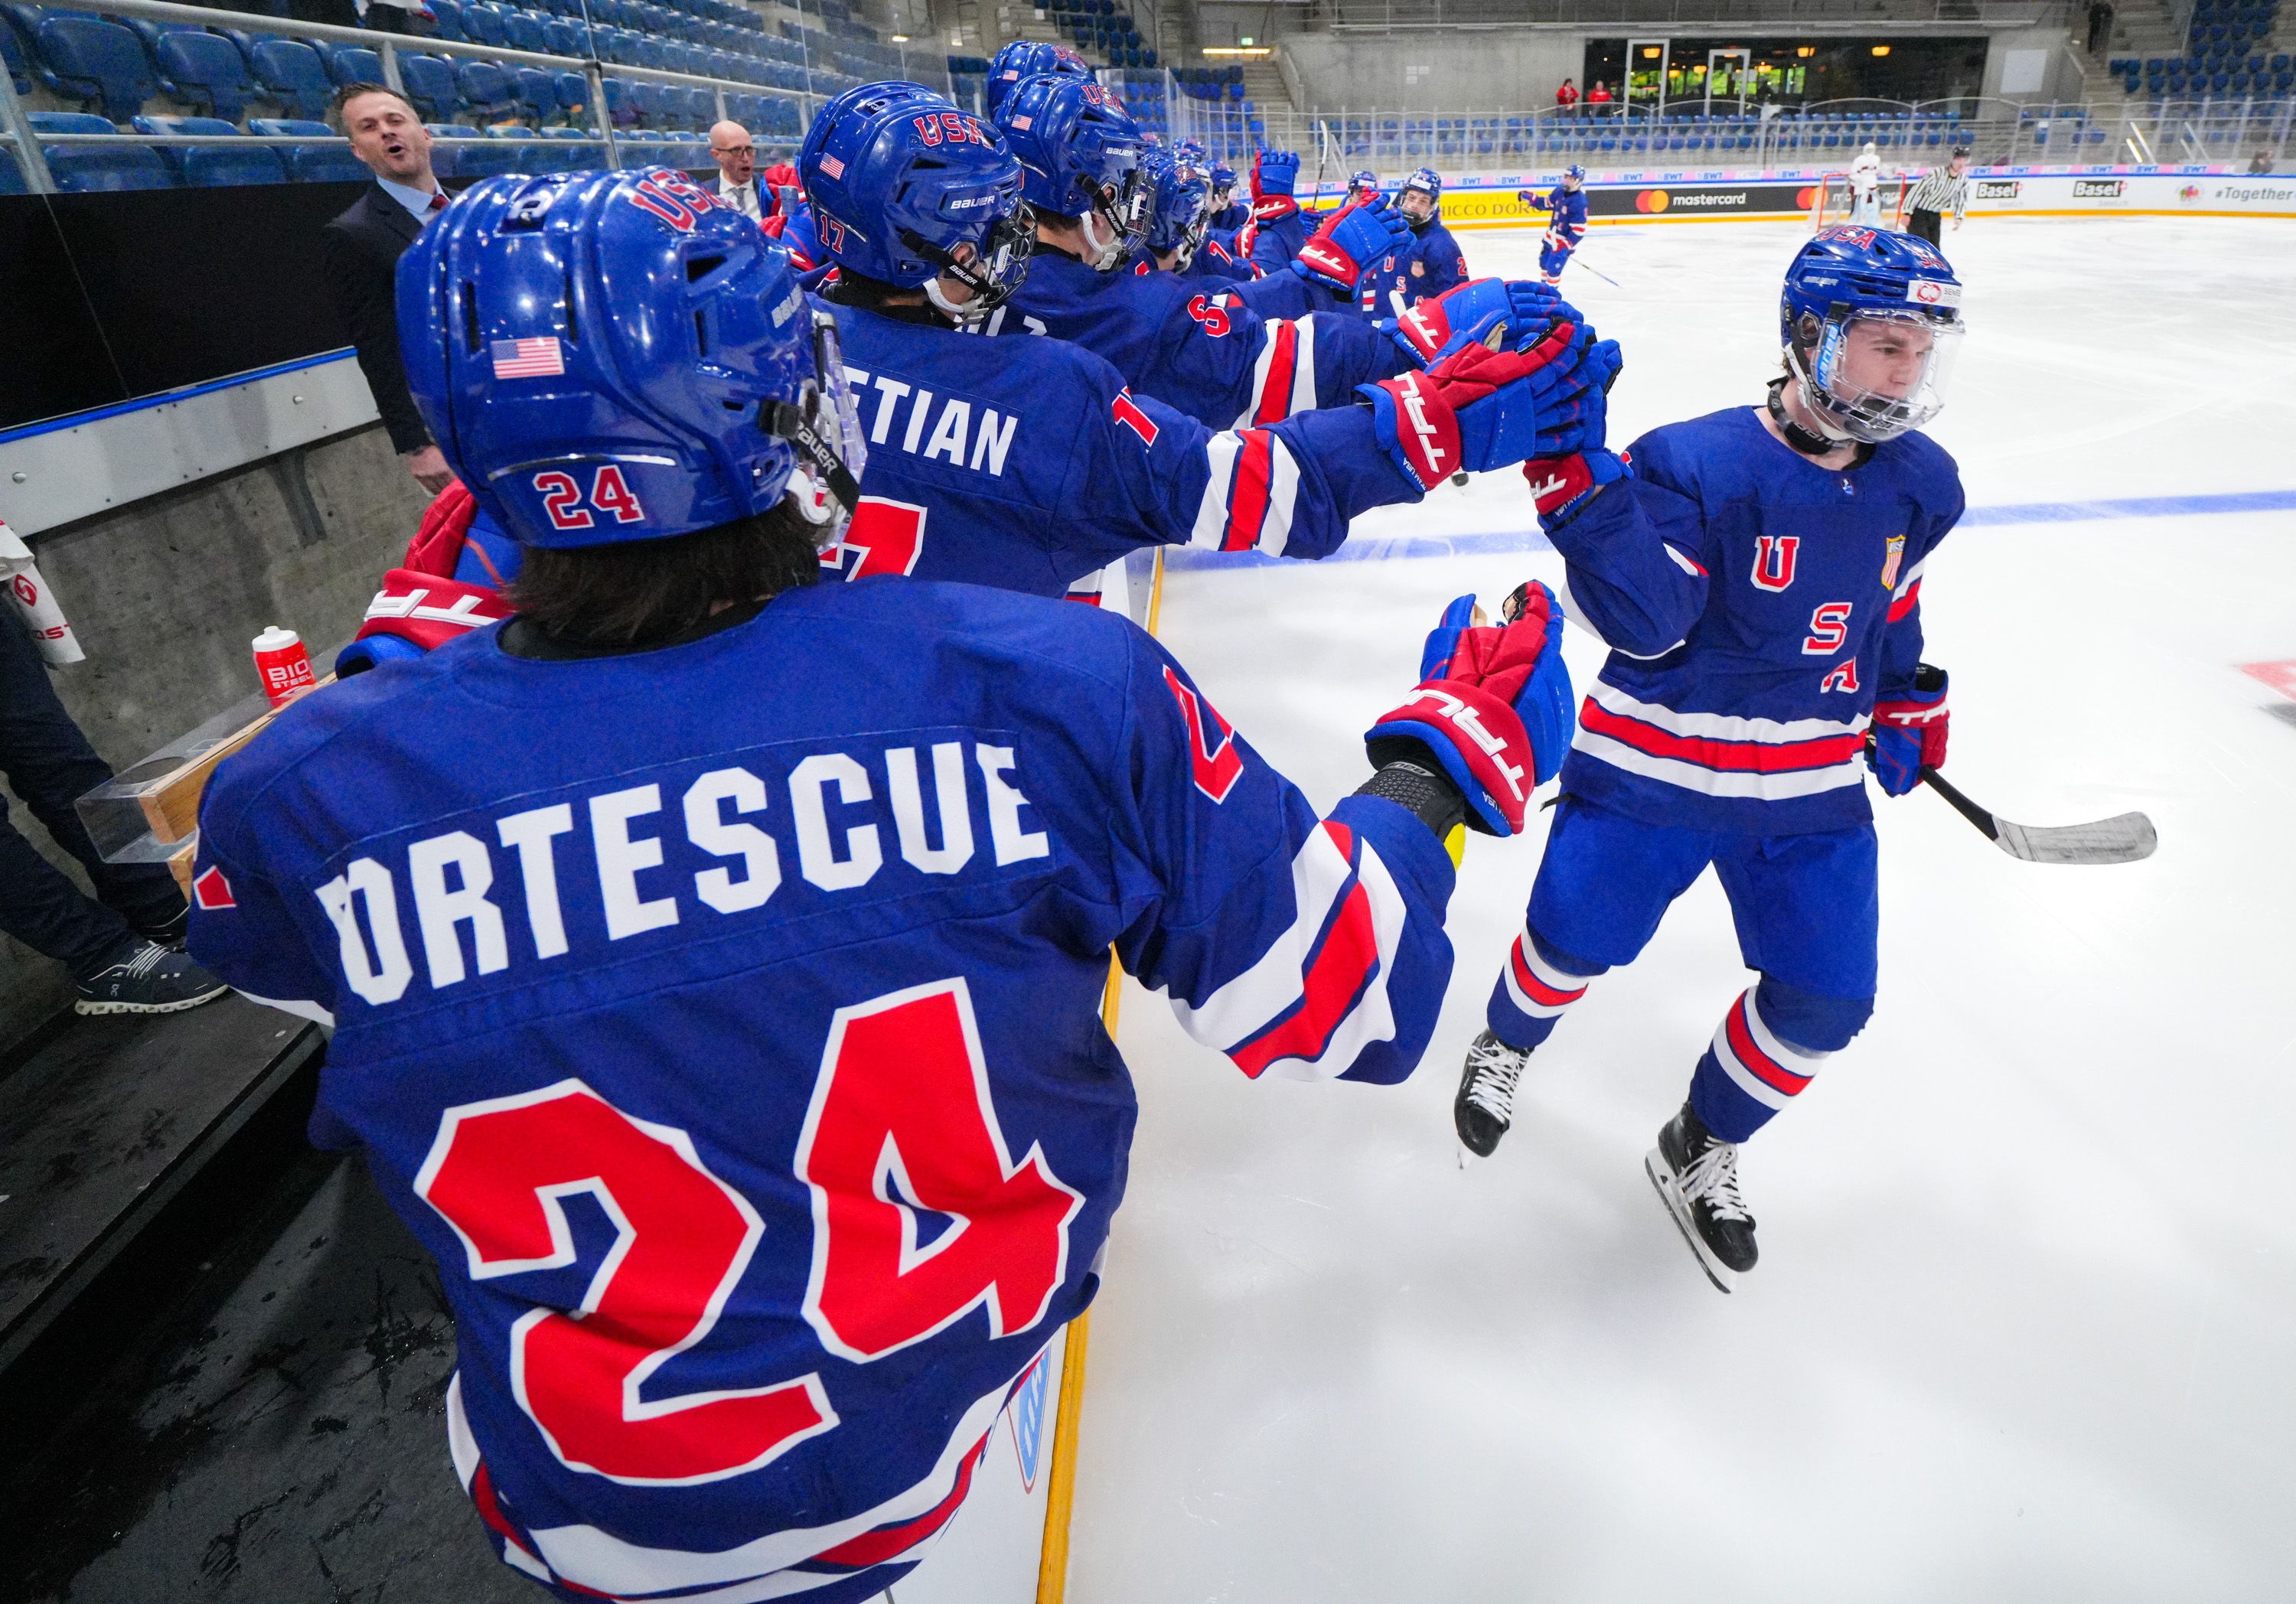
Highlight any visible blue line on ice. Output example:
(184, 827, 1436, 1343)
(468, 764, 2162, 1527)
(1163, 489, 2296, 572)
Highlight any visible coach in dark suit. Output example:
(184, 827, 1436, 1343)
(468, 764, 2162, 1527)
(322, 83, 456, 494)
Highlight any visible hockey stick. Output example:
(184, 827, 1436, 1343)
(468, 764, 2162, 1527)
(1914, 765, 2157, 866)
(1569, 250, 1620, 288)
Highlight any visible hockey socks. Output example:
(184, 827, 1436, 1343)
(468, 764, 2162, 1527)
(1486, 924, 1600, 1050)
(1687, 981, 1869, 1143)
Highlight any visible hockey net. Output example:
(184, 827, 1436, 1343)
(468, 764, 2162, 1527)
(1810, 172, 1910, 231)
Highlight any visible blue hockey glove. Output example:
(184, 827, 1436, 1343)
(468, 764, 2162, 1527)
(1294, 194, 1411, 294)
(1383, 277, 1581, 368)
(1869, 664, 1949, 796)
(1523, 448, 1632, 528)
(1359, 321, 1596, 491)
(1366, 580, 1572, 836)
(1252, 148, 1299, 200)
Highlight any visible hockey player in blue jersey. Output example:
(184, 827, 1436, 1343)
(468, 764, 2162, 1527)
(1525, 165, 1590, 285)
(1207, 160, 1247, 228)
(991, 77, 1549, 432)
(983, 35, 1093, 116)
(1358, 167, 1470, 318)
(1451, 226, 1968, 1293)
(801, 85, 1614, 599)
(186, 163, 1577, 1603)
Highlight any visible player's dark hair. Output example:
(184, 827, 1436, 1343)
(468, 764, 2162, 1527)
(331, 81, 419, 129)
(821, 267, 908, 309)
(507, 498, 821, 647)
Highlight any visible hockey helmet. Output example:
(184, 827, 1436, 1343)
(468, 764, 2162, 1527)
(1779, 224, 1965, 443)
(1564, 164, 1587, 184)
(397, 169, 866, 552)
(1208, 161, 1238, 199)
(987, 39, 1094, 115)
(1347, 168, 1379, 199)
(995, 73, 1150, 269)
(801, 80, 1033, 322)
(1398, 165, 1442, 227)
(1140, 144, 1211, 266)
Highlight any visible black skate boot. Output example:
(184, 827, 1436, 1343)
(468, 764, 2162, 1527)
(74, 938, 230, 1016)
(1645, 1104, 1758, 1293)
(1453, 1029, 1531, 1157)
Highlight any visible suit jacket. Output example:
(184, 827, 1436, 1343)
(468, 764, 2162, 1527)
(322, 181, 433, 456)
(714, 172, 763, 220)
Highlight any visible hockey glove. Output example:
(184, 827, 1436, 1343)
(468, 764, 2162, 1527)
(1359, 320, 1604, 491)
(1869, 663, 1949, 796)
(1523, 448, 1632, 528)
(1251, 149, 1301, 222)
(1366, 580, 1572, 836)
(1525, 191, 1551, 210)
(1384, 277, 1580, 369)
(1293, 194, 1411, 295)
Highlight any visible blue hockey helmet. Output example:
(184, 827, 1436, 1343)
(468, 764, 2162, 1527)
(1779, 224, 1966, 443)
(1140, 145, 1210, 266)
(801, 80, 1033, 322)
(1347, 168, 1379, 198)
(1564, 164, 1587, 184)
(1399, 165, 1442, 227)
(995, 73, 1150, 269)
(1208, 161, 1238, 196)
(1172, 137, 1205, 163)
(986, 39, 1093, 115)
(397, 169, 866, 552)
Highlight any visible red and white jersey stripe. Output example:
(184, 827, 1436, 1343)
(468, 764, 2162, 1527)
(1887, 556, 1927, 622)
(1570, 680, 1870, 802)
(1189, 427, 1303, 557)
(1706, 989, 1828, 1113)
(446, 1358, 1026, 1599)
(1238, 316, 1319, 426)
(1169, 820, 1407, 1081)
(1500, 930, 1590, 1020)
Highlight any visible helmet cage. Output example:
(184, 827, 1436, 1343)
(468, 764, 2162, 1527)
(899, 200, 1037, 323)
(1788, 304, 1963, 445)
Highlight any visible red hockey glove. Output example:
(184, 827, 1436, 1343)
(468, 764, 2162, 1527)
(1360, 323, 1596, 491)
(1523, 448, 1632, 527)
(1294, 194, 1411, 294)
(1365, 581, 1570, 836)
(1869, 664, 1949, 796)
(1387, 277, 1577, 368)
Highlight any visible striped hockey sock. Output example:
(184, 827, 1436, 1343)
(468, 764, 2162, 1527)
(1688, 988, 1833, 1144)
(1485, 926, 1599, 1050)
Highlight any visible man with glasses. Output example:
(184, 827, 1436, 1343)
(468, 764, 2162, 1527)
(708, 119, 763, 220)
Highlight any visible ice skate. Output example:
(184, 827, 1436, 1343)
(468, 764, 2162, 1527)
(1645, 1104, 1758, 1293)
(1453, 1029, 1531, 1158)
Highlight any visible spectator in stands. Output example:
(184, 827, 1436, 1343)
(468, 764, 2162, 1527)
(0, 619, 226, 1016)
(709, 120, 765, 219)
(2249, 148, 2277, 173)
(1587, 79, 1613, 114)
(323, 85, 457, 497)
(1555, 77, 1579, 110)
(2086, 0, 2115, 54)
(363, 0, 439, 37)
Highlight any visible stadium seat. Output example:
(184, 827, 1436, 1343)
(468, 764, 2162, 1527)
(31, 108, 174, 190)
(250, 116, 367, 181)
(423, 122, 465, 177)
(398, 51, 458, 119)
(0, 142, 23, 193)
(459, 1, 507, 47)
(504, 9, 546, 53)
(326, 44, 382, 89)
(157, 29, 254, 121)
(456, 127, 527, 175)
(133, 113, 285, 186)
(427, 0, 466, 41)
(248, 37, 332, 119)
(458, 59, 515, 122)
(35, 14, 157, 120)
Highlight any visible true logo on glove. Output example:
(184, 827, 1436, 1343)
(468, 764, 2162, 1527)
(1401, 686, 1527, 807)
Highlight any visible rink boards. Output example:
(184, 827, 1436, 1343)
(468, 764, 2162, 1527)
(1355, 165, 2296, 227)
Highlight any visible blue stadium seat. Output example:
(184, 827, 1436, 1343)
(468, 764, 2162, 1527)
(601, 73, 635, 125)
(31, 108, 174, 189)
(326, 43, 381, 88)
(133, 113, 285, 185)
(249, 36, 331, 119)
(553, 69, 587, 122)
(157, 29, 253, 120)
(2, 8, 31, 96)
(457, 58, 515, 121)
(0, 142, 23, 192)
(399, 51, 458, 119)
(628, 77, 662, 125)
(423, 122, 466, 177)
(459, 1, 507, 47)
(36, 14, 157, 119)
(249, 116, 367, 181)
(504, 8, 546, 53)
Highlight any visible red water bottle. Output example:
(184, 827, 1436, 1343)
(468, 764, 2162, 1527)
(252, 624, 315, 706)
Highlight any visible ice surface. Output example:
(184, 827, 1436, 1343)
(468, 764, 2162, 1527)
(1063, 219, 2296, 1602)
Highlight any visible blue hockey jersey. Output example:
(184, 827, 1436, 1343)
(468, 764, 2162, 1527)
(1532, 184, 1589, 240)
(1357, 219, 1469, 319)
(188, 580, 1458, 1602)
(987, 244, 1412, 429)
(1247, 204, 1314, 275)
(1543, 405, 1962, 834)
(823, 296, 1420, 595)
(1182, 230, 1255, 281)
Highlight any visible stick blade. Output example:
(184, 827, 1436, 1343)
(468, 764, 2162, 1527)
(1993, 810, 2157, 866)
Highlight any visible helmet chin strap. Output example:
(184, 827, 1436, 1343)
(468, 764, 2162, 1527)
(1078, 206, 1127, 271)
(1773, 356, 1857, 455)
(925, 276, 983, 324)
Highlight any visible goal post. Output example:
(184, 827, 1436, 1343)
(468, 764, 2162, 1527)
(1809, 171, 1911, 231)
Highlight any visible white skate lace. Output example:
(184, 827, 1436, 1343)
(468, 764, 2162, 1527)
(1461, 1035, 1528, 1121)
(1679, 1139, 1751, 1224)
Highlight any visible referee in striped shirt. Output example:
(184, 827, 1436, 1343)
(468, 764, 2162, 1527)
(1903, 148, 1971, 247)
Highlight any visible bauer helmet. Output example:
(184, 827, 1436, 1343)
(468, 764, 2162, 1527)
(1140, 144, 1211, 266)
(996, 73, 1150, 269)
(1399, 165, 1442, 227)
(1779, 224, 1965, 444)
(397, 169, 866, 551)
(1564, 164, 1587, 184)
(1208, 161, 1238, 199)
(1347, 168, 1379, 200)
(801, 81, 1033, 323)
(986, 39, 1094, 115)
